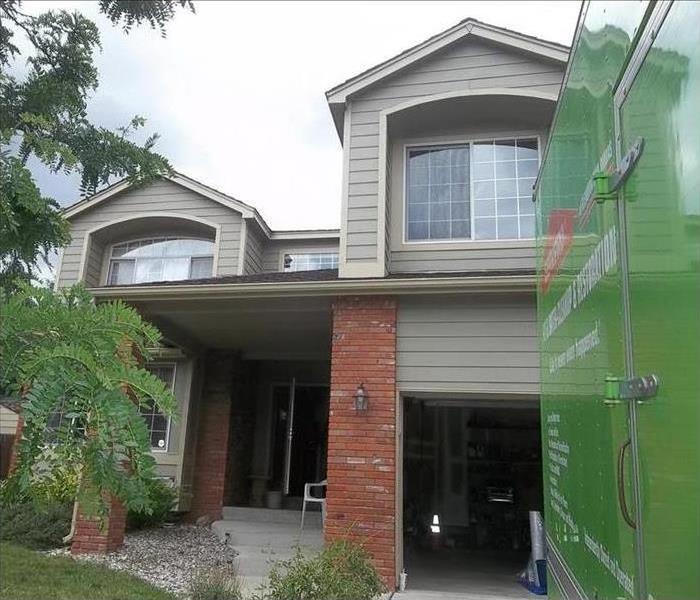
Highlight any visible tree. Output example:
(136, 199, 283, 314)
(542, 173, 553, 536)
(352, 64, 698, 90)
(0, 1, 192, 515)
(0, 0, 193, 291)
(0, 284, 176, 514)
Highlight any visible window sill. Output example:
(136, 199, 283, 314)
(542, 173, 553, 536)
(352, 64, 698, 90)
(393, 238, 536, 252)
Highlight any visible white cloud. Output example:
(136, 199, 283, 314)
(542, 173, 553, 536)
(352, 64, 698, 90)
(23, 1, 579, 230)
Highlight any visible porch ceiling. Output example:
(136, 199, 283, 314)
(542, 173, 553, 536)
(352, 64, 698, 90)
(131, 296, 333, 360)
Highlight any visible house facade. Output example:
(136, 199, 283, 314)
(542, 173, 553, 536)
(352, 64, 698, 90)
(56, 19, 567, 591)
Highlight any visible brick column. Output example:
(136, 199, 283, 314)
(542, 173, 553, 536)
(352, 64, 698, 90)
(7, 414, 24, 475)
(71, 497, 126, 554)
(189, 350, 237, 522)
(326, 296, 397, 590)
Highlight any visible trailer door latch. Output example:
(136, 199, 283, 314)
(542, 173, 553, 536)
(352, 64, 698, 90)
(605, 374, 659, 404)
(593, 137, 645, 204)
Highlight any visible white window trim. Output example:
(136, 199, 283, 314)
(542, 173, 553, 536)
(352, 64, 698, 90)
(106, 236, 216, 286)
(145, 362, 176, 453)
(71, 213, 221, 287)
(279, 251, 340, 272)
(402, 134, 542, 246)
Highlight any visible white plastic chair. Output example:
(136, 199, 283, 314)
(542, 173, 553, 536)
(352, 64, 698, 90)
(300, 479, 327, 536)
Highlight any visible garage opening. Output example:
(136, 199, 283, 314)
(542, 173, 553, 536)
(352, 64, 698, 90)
(402, 398, 543, 597)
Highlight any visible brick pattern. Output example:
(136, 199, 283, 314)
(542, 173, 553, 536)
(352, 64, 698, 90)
(7, 415, 24, 474)
(188, 351, 237, 521)
(71, 496, 126, 554)
(326, 296, 397, 590)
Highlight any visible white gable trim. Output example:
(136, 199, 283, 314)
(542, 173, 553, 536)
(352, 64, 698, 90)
(326, 19, 568, 105)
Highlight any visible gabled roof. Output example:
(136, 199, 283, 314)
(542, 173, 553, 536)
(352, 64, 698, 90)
(61, 172, 340, 241)
(62, 171, 273, 235)
(325, 17, 569, 137)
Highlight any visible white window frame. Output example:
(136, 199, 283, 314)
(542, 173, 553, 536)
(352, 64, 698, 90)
(281, 251, 340, 272)
(402, 134, 541, 245)
(143, 362, 176, 453)
(106, 236, 215, 286)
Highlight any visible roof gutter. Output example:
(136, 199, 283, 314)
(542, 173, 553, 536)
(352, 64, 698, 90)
(89, 274, 536, 302)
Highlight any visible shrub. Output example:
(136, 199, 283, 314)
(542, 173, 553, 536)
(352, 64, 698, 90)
(127, 478, 178, 530)
(189, 566, 244, 600)
(257, 540, 386, 600)
(0, 493, 73, 549)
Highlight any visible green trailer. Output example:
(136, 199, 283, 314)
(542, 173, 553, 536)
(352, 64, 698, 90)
(535, 2, 699, 599)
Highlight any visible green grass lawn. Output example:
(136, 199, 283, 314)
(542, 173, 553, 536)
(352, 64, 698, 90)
(0, 543, 177, 600)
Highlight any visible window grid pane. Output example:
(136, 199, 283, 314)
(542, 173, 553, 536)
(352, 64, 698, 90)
(406, 146, 471, 241)
(142, 365, 174, 451)
(412, 138, 538, 242)
(283, 253, 339, 272)
(108, 237, 215, 286)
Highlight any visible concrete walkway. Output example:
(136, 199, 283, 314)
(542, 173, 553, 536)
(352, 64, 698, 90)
(394, 592, 536, 600)
(212, 507, 323, 593)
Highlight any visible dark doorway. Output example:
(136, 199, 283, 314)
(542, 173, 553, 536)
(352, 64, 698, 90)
(402, 398, 542, 595)
(270, 383, 328, 500)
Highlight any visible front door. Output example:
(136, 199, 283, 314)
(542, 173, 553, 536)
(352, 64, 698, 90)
(270, 381, 329, 499)
(615, 3, 700, 597)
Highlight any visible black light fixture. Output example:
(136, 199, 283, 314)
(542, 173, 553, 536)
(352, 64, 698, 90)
(354, 383, 368, 412)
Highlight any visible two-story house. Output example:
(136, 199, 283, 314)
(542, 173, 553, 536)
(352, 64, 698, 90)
(56, 18, 567, 595)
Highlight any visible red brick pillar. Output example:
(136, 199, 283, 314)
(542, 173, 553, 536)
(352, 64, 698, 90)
(71, 497, 126, 554)
(326, 296, 397, 590)
(7, 414, 24, 474)
(189, 351, 237, 522)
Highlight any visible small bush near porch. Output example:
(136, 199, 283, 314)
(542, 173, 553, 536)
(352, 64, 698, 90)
(252, 540, 386, 600)
(0, 543, 176, 600)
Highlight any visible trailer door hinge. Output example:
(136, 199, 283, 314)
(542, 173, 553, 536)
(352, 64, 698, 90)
(594, 137, 645, 204)
(605, 374, 659, 404)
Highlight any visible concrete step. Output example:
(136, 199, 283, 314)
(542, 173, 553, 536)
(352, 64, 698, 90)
(222, 506, 322, 527)
(212, 518, 324, 582)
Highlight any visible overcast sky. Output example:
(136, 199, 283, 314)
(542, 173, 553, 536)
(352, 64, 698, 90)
(26, 1, 580, 231)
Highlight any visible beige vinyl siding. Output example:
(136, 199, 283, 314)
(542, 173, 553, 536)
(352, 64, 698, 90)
(0, 406, 19, 435)
(397, 293, 538, 394)
(391, 245, 536, 273)
(343, 37, 563, 272)
(57, 179, 243, 287)
(262, 239, 340, 272)
(243, 222, 266, 275)
(84, 237, 105, 287)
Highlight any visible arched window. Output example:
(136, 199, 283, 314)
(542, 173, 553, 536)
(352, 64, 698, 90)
(107, 237, 215, 285)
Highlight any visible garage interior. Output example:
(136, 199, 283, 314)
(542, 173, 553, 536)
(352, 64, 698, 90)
(402, 398, 543, 597)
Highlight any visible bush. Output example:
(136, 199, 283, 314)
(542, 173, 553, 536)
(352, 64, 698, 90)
(0, 494, 73, 549)
(127, 478, 178, 530)
(189, 566, 244, 600)
(256, 540, 386, 600)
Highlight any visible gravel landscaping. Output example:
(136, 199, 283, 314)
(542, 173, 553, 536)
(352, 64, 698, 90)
(50, 526, 239, 597)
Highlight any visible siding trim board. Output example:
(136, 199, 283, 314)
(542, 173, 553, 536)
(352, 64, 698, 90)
(238, 219, 248, 275)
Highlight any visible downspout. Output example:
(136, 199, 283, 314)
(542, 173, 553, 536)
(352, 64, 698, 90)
(62, 499, 78, 544)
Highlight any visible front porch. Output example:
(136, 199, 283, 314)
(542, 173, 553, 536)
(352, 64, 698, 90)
(80, 287, 399, 589)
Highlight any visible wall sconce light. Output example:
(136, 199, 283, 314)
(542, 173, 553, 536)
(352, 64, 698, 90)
(354, 383, 368, 412)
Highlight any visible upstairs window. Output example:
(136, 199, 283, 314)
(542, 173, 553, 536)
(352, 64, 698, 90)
(108, 237, 215, 285)
(283, 252, 339, 272)
(406, 138, 538, 242)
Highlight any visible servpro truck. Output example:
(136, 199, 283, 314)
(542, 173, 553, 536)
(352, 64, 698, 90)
(535, 2, 699, 599)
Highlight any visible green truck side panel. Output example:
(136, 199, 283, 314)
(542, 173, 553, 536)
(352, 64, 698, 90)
(619, 3, 700, 598)
(537, 2, 700, 599)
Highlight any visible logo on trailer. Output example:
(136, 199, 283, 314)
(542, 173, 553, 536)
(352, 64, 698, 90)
(541, 209, 576, 294)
